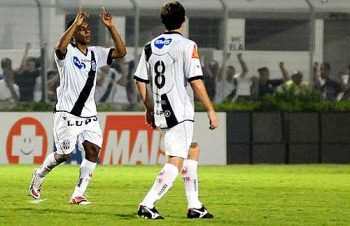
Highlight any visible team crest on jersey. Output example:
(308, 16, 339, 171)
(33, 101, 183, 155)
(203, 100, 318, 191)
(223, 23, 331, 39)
(61, 139, 70, 151)
(73, 56, 86, 69)
(154, 37, 172, 49)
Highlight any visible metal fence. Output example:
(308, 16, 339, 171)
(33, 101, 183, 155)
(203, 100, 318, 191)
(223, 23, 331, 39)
(0, 0, 350, 110)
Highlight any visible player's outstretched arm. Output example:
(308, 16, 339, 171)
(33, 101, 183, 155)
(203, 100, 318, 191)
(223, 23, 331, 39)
(279, 62, 290, 81)
(100, 7, 127, 58)
(237, 53, 248, 78)
(56, 7, 87, 55)
(18, 42, 31, 73)
(190, 79, 218, 130)
(135, 81, 155, 128)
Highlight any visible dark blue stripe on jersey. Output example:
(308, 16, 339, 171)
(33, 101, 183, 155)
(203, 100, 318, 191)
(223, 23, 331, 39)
(144, 43, 152, 62)
(188, 76, 204, 82)
(160, 94, 178, 128)
(70, 51, 96, 116)
(134, 76, 150, 84)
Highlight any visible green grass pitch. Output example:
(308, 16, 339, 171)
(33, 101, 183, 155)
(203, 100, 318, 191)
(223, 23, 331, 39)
(0, 165, 349, 226)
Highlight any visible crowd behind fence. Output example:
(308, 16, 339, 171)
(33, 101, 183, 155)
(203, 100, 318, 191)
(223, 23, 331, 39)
(0, 0, 349, 110)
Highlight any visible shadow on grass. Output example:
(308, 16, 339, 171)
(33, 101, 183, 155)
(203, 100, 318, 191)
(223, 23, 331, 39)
(114, 213, 138, 219)
(11, 207, 137, 220)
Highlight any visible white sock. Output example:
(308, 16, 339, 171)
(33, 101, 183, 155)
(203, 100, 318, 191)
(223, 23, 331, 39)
(71, 159, 97, 198)
(36, 153, 59, 178)
(141, 163, 179, 208)
(182, 159, 202, 209)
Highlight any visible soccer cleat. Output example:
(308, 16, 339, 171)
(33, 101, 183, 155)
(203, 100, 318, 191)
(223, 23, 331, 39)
(29, 169, 43, 199)
(137, 205, 164, 219)
(69, 196, 91, 205)
(187, 205, 214, 219)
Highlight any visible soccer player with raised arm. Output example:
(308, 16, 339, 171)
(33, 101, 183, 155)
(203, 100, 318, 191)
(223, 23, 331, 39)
(29, 7, 126, 204)
(134, 1, 218, 219)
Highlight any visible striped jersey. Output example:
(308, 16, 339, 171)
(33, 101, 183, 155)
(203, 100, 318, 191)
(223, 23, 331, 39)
(54, 43, 113, 117)
(134, 31, 203, 129)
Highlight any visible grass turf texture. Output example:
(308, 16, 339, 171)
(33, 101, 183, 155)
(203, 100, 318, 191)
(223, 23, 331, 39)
(0, 165, 349, 226)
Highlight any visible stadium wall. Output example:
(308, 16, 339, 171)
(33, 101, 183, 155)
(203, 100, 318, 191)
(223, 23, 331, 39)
(226, 112, 350, 164)
(0, 112, 226, 165)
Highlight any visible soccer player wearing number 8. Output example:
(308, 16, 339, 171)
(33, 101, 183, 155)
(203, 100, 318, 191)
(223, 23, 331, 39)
(134, 1, 218, 219)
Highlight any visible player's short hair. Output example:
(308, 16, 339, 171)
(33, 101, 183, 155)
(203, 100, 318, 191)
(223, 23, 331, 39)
(160, 1, 185, 30)
(321, 62, 331, 71)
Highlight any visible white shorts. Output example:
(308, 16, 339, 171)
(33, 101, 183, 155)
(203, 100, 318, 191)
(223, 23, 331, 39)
(53, 112, 102, 155)
(161, 121, 193, 159)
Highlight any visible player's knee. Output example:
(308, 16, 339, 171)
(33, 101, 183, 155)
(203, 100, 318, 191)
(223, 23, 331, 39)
(190, 142, 198, 149)
(54, 153, 71, 163)
(83, 141, 100, 160)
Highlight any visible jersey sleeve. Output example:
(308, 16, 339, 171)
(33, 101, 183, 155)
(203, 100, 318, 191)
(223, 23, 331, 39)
(54, 44, 73, 68)
(184, 42, 203, 82)
(134, 48, 150, 83)
(90, 46, 114, 68)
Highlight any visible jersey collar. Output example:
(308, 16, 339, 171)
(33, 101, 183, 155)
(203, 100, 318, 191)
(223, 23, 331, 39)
(71, 43, 89, 56)
(163, 31, 183, 36)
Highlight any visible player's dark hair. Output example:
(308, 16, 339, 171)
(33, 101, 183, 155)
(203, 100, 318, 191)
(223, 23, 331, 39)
(321, 62, 331, 71)
(161, 1, 185, 30)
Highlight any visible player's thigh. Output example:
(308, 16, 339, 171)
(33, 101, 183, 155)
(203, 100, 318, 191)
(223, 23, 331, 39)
(164, 121, 193, 159)
(78, 119, 103, 150)
(53, 113, 79, 155)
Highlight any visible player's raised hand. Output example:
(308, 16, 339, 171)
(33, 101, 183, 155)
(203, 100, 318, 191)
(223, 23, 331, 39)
(208, 110, 218, 130)
(100, 7, 114, 28)
(74, 7, 88, 26)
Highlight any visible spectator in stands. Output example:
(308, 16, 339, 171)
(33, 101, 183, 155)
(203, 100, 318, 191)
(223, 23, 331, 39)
(202, 57, 220, 100)
(47, 69, 59, 102)
(257, 66, 284, 98)
(215, 53, 249, 102)
(15, 43, 40, 102)
(0, 58, 19, 108)
(313, 62, 340, 100)
(126, 59, 138, 107)
(279, 62, 309, 94)
(336, 65, 350, 101)
(95, 64, 127, 104)
(250, 75, 260, 99)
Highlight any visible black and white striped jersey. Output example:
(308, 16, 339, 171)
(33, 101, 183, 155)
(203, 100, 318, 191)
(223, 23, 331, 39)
(54, 43, 112, 117)
(134, 32, 203, 129)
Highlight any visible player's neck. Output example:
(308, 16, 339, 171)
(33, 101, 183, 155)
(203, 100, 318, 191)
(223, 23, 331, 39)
(166, 27, 184, 35)
(75, 42, 88, 55)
